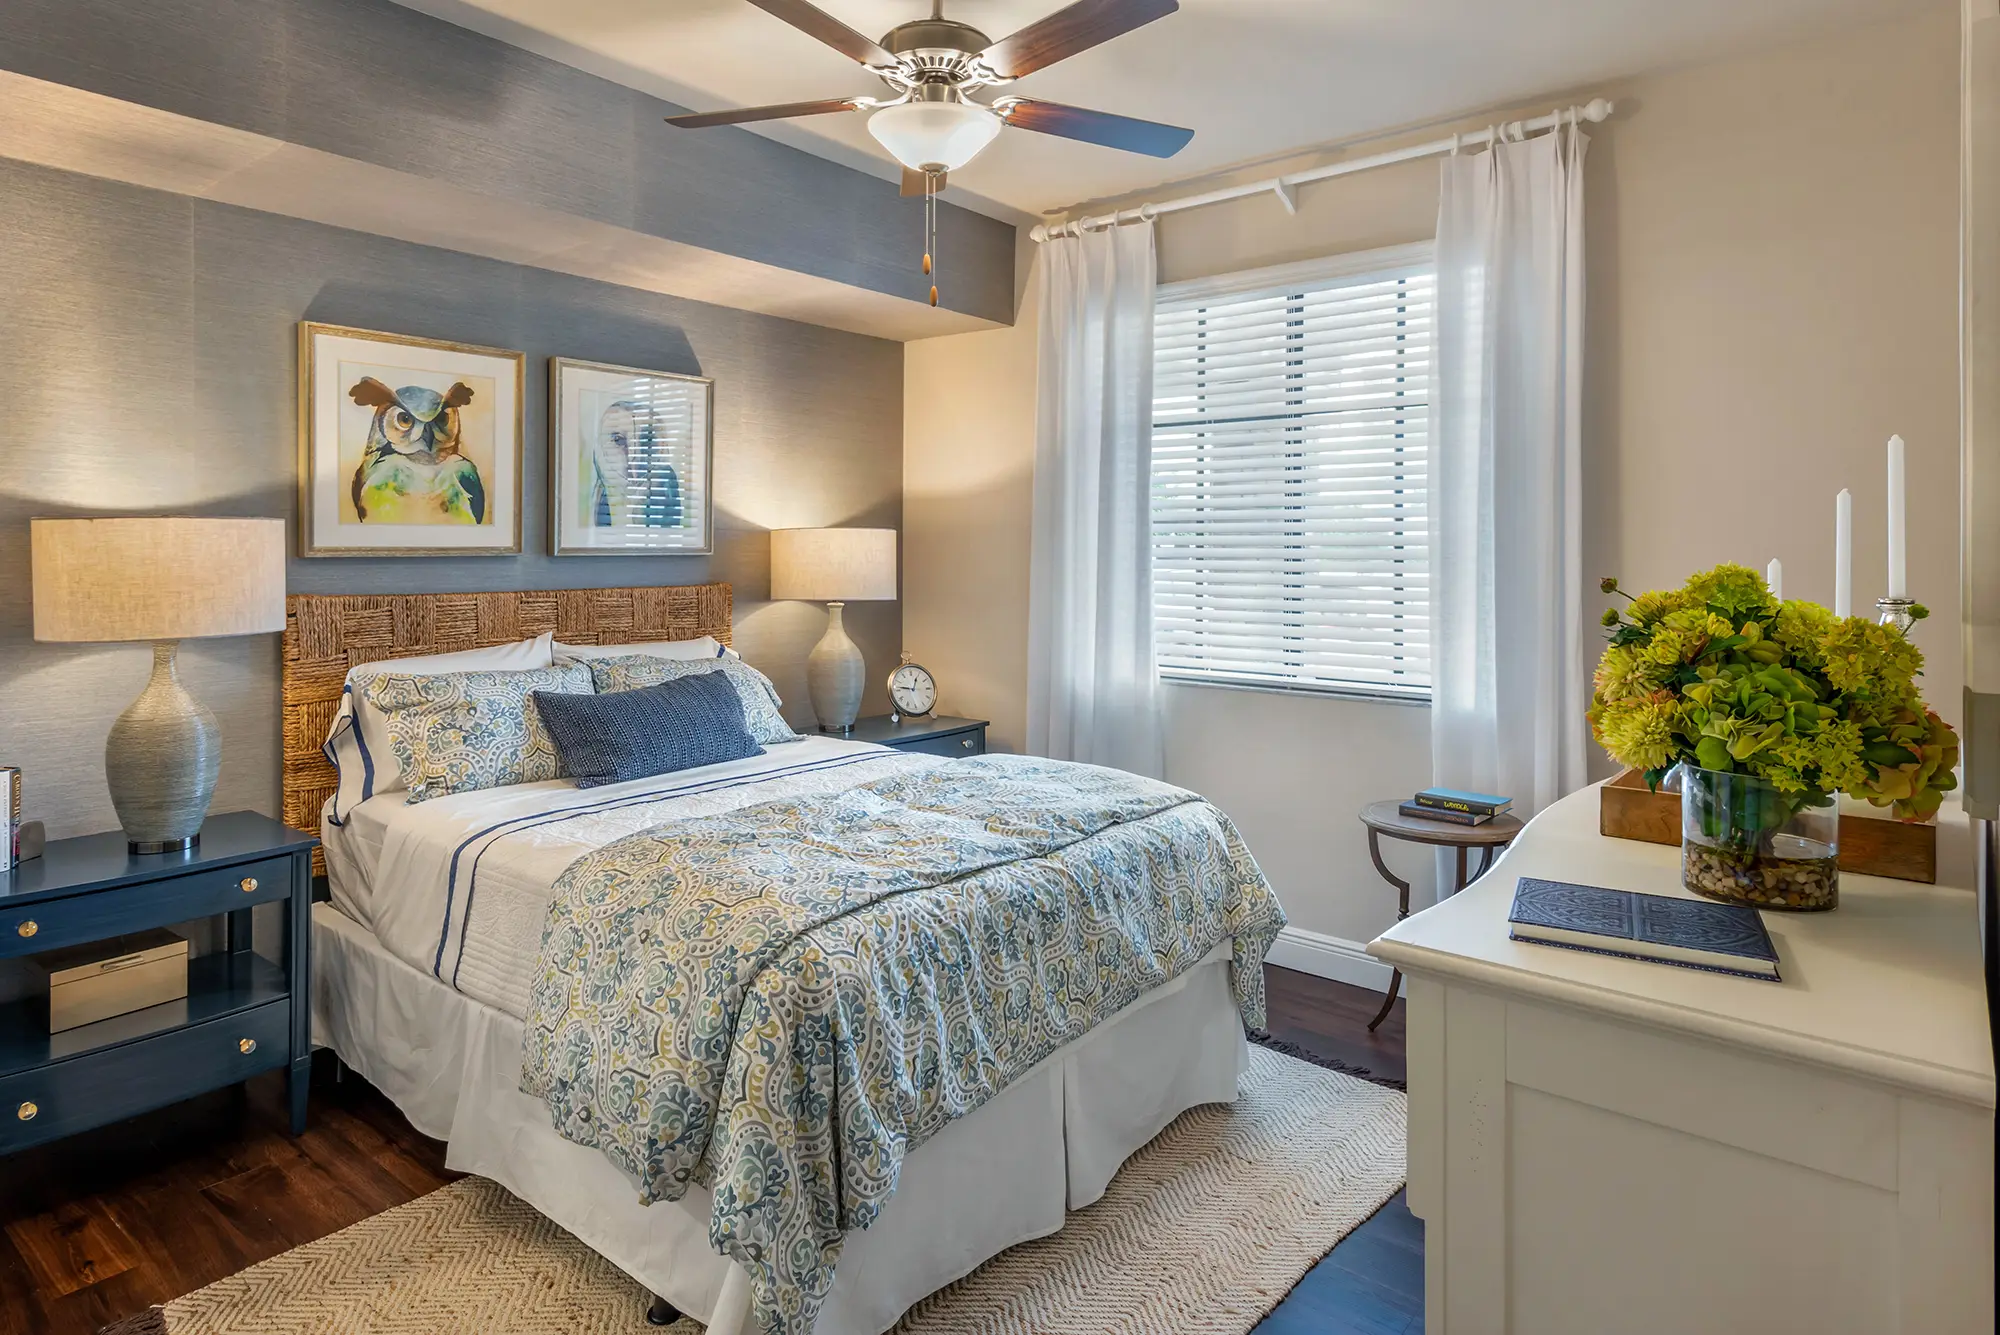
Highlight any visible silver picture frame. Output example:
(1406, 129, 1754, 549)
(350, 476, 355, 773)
(549, 357, 715, 557)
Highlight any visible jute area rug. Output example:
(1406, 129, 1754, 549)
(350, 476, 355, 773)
(108, 1046, 1406, 1335)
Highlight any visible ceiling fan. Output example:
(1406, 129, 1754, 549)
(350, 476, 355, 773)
(664, 0, 1195, 197)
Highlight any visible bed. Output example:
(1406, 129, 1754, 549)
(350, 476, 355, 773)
(287, 585, 1281, 1335)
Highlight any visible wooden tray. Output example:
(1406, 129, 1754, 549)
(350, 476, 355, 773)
(1600, 769, 1936, 884)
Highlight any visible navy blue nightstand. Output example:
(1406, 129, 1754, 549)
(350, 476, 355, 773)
(843, 715, 989, 757)
(0, 812, 318, 1153)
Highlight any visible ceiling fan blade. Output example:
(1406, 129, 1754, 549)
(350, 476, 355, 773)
(665, 97, 861, 128)
(740, 0, 897, 68)
(996, 98, 1192, 158)
(977, 0, 1177, 79)
(900, 167, 947, 196)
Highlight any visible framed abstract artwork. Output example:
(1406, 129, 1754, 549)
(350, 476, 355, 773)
(298, 322, 524, 557)
(549, 358, 714, 556)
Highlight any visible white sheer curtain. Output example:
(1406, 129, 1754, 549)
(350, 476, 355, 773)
(1430, 120, 1591, 817)
(1027, 220, 1164, 777)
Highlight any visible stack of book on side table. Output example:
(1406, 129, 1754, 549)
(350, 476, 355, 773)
(1399, 787, 1513, 826)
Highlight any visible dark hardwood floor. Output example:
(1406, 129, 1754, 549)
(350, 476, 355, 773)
(1264, 961, 1408, 1086)
(0, 1061, 457, 1335)
(0, 965, 1407, 1335)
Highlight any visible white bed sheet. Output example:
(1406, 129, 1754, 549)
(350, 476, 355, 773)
(321, 736, 926, 1018)
(319, 786, 394, 930)
(313, 903, 1248, 1335)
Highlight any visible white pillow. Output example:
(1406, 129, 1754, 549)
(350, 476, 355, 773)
(553, 636, 723, 662)
(322, 633, 554, 823)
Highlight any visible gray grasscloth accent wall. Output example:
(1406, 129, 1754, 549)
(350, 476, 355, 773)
(0, 0, 1016, 324)
(0, 158, 904, 841)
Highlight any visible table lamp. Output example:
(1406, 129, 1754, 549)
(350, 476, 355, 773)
(769, 527, 897, 733)
(32, 517, 287, 853)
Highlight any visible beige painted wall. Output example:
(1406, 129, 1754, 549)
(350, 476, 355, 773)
(905, 5, 1963, 954)
(903, 272, 1040, 755)
(1587, 8, 1960, 724)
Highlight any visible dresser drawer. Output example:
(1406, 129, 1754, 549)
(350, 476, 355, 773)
(895, 729, 986, 758)
(0, 998, 290, 1153)
(0, 856, 295, 960)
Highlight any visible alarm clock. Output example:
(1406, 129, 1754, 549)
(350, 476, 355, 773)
(888, 654, 937, 720)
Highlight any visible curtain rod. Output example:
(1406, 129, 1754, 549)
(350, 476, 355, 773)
(1031, 97, 1613, 242)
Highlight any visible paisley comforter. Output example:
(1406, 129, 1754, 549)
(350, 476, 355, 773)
(520, 755, 1285, 1335)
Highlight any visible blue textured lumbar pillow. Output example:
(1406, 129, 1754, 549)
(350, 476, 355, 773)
(532, 669, 760, 788)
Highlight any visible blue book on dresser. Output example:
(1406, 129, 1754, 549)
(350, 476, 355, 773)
(1507, 877, 1780, 981)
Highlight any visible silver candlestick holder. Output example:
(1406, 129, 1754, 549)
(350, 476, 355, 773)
(1877, 596, 1917, 634)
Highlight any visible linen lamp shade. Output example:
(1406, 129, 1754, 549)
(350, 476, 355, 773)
(770, 528, 898, 603)
(32, 517, 287, 643)
(29, 516, 287, 854)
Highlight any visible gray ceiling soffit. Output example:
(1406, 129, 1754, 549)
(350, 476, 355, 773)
(0, 0, 1015, 331)
(0, 70, 1000, 342)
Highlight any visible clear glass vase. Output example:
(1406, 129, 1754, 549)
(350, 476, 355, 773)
(1679, 765, 1839, 911)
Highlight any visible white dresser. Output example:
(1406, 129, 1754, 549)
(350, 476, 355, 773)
(1370, 784, 1995, 1335)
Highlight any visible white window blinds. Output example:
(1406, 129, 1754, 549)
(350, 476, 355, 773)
(1151, 243, 1433, 700)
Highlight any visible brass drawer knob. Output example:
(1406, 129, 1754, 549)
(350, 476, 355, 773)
(15, 921, 36, 939)
(239, 877, 259, 893)
(238, 1038, 257, 1055)
(16, 1101, 36, 1122)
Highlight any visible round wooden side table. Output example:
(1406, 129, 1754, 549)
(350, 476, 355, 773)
(1360, 800, 1524, 1030)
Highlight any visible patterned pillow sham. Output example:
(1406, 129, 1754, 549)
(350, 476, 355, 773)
(585, 655, 805, 746)
(321, 633, 555, 823)
(363, 663, 595, 803)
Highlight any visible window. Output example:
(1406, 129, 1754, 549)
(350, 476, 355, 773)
(1151, 242, 1433, 701)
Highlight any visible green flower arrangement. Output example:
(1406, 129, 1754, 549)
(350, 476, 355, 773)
(1588, 562, 1958, 820)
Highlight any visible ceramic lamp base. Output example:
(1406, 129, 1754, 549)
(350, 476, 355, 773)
(806, 602, 865, 733)
(106, 641, 219, 854)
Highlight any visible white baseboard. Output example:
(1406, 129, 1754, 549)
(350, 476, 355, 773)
(1263, 926, 1394, 993)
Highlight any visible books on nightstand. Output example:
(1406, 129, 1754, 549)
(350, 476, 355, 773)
(1400, 787, 1512, 826)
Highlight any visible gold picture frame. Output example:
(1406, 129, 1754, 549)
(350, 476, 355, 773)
(548, 356, 715, 557)
(297, 322, 525, 557)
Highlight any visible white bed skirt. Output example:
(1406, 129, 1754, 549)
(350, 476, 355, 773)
(311, 903, 1249, 1335)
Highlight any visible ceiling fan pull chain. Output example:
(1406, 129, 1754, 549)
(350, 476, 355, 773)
(927, 171, 939, 306)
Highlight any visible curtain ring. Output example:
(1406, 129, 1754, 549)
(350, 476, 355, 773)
(1449, 131, 1460, 156)
(1139, 203, 1157, 222)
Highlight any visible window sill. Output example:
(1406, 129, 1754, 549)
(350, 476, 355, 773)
(1159, 673, 1431, 708)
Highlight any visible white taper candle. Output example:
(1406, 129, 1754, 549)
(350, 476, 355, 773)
(1887, 435, 1907, 598)
(1835, 488, 1853, 617)
(1767, 558, 1783, 602)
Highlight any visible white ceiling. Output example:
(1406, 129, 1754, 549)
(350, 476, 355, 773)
(397, 0, 1931, 222)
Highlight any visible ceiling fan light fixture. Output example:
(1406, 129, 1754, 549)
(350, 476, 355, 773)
(867, 98, 1001, 173)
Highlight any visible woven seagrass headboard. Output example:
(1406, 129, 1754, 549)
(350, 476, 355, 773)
(282, 584, 732, 865)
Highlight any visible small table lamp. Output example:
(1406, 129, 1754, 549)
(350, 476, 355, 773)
(32, 517, 287, 853)
(770, 528, 897, 733)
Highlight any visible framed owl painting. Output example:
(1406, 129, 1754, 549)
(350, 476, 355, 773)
(298, 323, 524, 556)
(549, 358, 714, 556)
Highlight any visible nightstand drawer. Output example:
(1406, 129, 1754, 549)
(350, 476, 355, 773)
(895, 729, 986, 758)
(0, 856, 295, 960)
(0, 998, 289, 1153)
